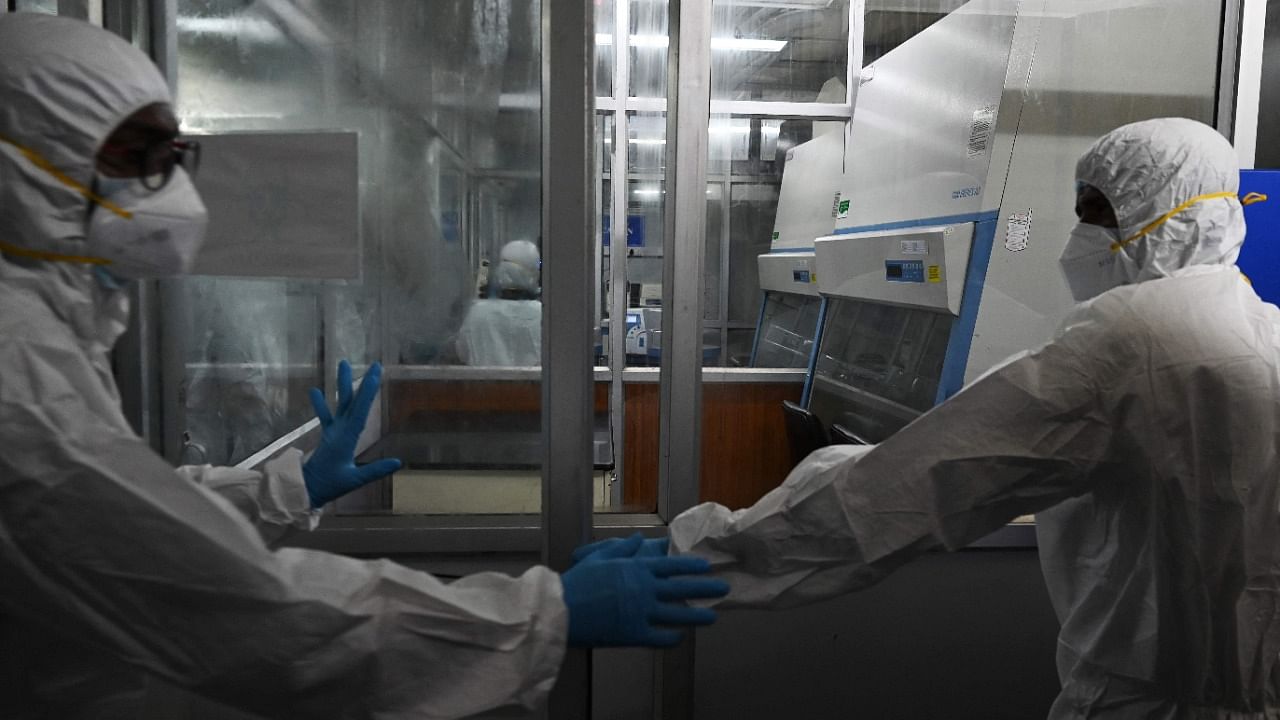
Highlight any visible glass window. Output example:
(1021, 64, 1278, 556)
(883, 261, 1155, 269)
(728, 181, 780, 324)
(629, 0, 669, 100)
(596, 0, 615, 98)
(710, 0, 850, 102)
(864, 0, 967, 65)
(753, 292, 822, 369)
(176, 0, 551, 514)
(808, 299, 954, 442)
(13, 0, 56, 13)
(1256, 1, 1280, 170)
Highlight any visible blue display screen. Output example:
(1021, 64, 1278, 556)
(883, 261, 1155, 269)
(885, 260, 925, 283)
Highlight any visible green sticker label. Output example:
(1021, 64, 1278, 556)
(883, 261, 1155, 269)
(837, 199, 851, 219)
(772, 231, 780, 241)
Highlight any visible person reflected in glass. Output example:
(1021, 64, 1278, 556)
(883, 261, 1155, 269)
(456, 239, 543, 366)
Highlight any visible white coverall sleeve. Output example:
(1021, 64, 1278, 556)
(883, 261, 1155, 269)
(175, 449, 319, 545)
(0, 347, 568, 719)
(669, 304, 1127, 609)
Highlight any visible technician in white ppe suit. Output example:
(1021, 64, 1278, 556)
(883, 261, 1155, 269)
(0, 14, 725, 719)
(457, 239, 542, 366)
(660, 118, 1279, 717)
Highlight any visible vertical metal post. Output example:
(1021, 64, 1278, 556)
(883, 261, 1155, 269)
(655, 0, 713, 717)
(57, 0, 102, 23)
(847, 0, 864, 110)
(717, 176, 730, 366)
(658, 0, 711, 523)
(151, 0, 187, 464)
(116, 0, 180, 458)
(150, 0, 176, 89)
(1229, 0, 1267, 168)
(608, 0, 631, 506)
(542, 0, 595, 716)
(1217, 0, 1245, 141)
(101, 0, 134, 37)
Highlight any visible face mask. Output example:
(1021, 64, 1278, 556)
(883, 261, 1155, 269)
(84, 167, 208, 279)
(1058, 222, 1135, 302)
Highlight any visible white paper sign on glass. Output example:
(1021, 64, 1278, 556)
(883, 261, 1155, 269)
(187, 131, 360, 279)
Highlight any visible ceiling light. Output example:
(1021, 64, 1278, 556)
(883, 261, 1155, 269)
(596, 33, 786, 52)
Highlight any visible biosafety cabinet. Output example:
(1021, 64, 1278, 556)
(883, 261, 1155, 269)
(750, 127, 843, 369)
(792, 0, 1221, 443)
(808, 223, 978, 442)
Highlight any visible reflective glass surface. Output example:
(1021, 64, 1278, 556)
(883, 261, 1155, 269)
(176, 0, 547, 513)
(753, 292, 822, 369)
(864, 0, 967, 65)
(1257, 2, 1280, 170)
(628, 0, 669, 100)
(808, 298, 953, 442)
(13, 0, 55, 13)
(710, 0, 850, 102)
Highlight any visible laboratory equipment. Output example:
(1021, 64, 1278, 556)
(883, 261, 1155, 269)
(750, 125, 843, 368)
(797, 0, 1219, 443)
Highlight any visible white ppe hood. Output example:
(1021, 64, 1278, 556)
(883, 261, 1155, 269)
(1075, 117, 1245, 282)
(0, 13, 172, 261)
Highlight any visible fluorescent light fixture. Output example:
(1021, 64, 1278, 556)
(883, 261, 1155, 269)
(633, 188, 663, 197)
(176, 16, 283, 43)
(711, 37, 787, 52)
(596, 33, 786, 52)
(629, 138, 666, 146)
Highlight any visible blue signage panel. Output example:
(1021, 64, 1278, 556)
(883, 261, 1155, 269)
(1240, 171, 1280, 306)
(603, 214, 646, 247)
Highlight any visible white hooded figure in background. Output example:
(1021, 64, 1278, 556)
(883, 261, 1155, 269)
(456, 238, 542, 366)
(0, 14, 726, 719)
(658, 118, 1280, 718)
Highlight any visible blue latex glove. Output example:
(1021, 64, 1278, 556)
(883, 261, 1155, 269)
(561, 534, 729, 648)
(303, 360, 402, 508)
(570, 536, 670, 563)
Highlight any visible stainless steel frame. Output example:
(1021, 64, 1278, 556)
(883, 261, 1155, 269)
(658, 0, 712, 525)
(543, 0, 597, 714)
(56, 0, 100, 21)
(608, 0, 632, 508)
(1217, 0, 1244, 139)
(1229, 0, 1267, 168)
(655, 0, 713, 715)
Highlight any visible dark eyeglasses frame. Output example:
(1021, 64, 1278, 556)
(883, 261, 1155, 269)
(98, 138, 202, 191)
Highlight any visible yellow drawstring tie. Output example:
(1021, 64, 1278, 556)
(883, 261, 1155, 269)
(1241, 192, 1268, 207)
(0, 132, 132, 220)
(0, 132, 128, 266)
(0, 239, 112, 266)
(1111, 191, 1239, 251)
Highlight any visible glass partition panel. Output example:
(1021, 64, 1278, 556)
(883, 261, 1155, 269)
(753, 292, 822, 369)
(710, 0, 850, 102)
(1257, 1, 1280, 170)
(728, 180, 780, 323)
(176, 0, 548, 515)
(864, 0, 967, 65)
(808, 298, 953, 441)
(629, 0, 669, 100)
(596, 0, 615, 98)
(13, 0, 55, 13)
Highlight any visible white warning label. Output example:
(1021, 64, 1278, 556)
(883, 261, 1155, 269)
(1005, 209, 1033, 252)
(968, 105, 996, 158)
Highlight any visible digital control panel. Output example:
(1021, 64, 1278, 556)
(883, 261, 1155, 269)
(885, 260, 925, 283)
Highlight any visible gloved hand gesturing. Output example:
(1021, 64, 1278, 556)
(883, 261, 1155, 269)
(303, 360, 402, 508)
(561, 534, 729, 648)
